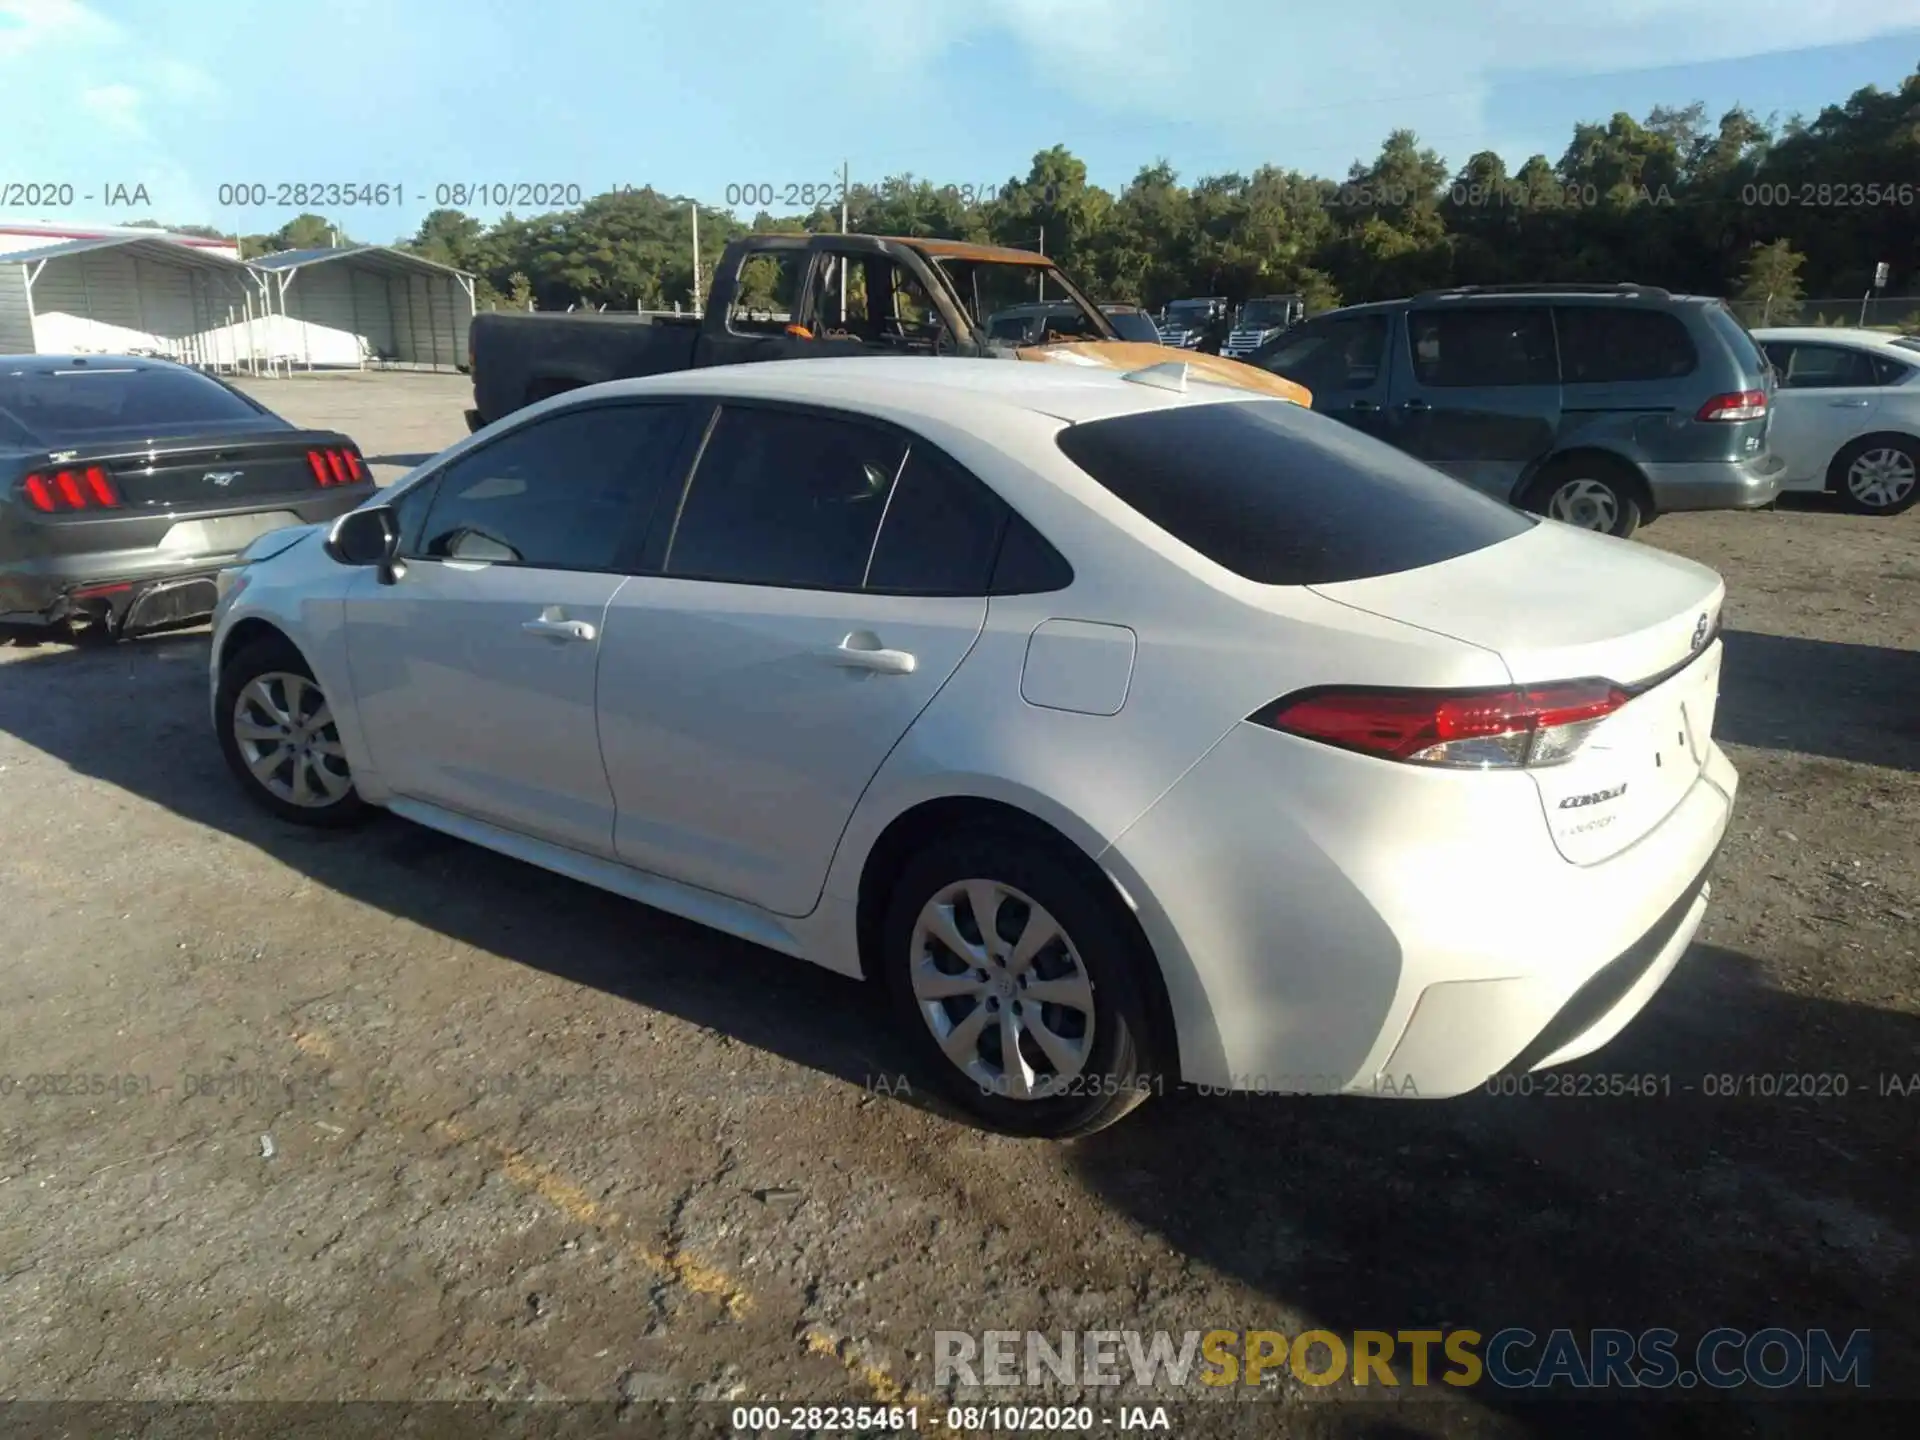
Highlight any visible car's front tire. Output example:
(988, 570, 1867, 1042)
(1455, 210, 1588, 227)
(216, 636, 371, 827)
(880, 829, 1160, 1138)
(1830, 435, 1919, 516)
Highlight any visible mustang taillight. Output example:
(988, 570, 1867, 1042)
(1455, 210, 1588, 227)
(1252, 680, 1632, 769)
(21, 466, 123, 512)
(306, 446, 365, 486)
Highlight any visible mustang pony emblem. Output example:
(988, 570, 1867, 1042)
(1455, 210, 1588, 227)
(203, 470, 243, 487)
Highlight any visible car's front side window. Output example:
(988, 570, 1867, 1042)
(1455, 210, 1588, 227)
(408, 403, 692, 571)
(1776, 344, 1877, 389)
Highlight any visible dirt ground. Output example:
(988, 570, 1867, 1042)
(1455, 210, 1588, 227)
(0, 372, 1915, 1439)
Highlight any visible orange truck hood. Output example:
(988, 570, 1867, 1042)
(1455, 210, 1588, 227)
(1015, 340, 1312, 405)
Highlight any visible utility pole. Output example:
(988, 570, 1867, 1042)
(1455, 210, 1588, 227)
(690, 202, 701, 308)
(1036, 226, 1045, 302)
(839, 159, 849, 325)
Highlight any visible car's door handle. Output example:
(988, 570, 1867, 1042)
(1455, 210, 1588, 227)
(1399, 398, 1430, 411)
(828, 636, 917, 674)
(1349, 399, 1379, 413)
(522, 611, 596, 642)
(1827, 399, 1872, 408)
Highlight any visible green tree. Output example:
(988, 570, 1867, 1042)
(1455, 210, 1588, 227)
(1736, 239, 1807, 323)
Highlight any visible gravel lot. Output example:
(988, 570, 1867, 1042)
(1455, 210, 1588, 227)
(0, 372, 1915, 1438)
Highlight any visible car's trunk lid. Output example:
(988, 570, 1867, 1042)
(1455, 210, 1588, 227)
(1309, 520, 1727, 864)
(40, 428, 364, 512)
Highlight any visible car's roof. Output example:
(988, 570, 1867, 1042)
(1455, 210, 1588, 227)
(583, 356, 1262, 425)
(1751, 326, 1909, 347)
(0, 354, 192, 374)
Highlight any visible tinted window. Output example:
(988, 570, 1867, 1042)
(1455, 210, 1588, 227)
(1702, 304, 1769, 381)
(1260, 313, 1389, 391)
(414, 403, 690, 569)
(1555, 307, 1696, 382)
(1105, 311, 1160, 343)
(990, 512, 1074, 594)
(1871, 353, 1915, 385)
(666, 406, 906, 589)
(1055, 400, 1533, 586)
(1774, 344, 1881, 388)
(0, 364, 265, 441)
(1407, 307, 1556, 387)
(865, 445, 1008, 594)
(389, 473, 443, 555)
(1894, 337, 1920, 355)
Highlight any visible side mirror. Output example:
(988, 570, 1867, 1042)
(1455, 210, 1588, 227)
(324, 505, 404, 585)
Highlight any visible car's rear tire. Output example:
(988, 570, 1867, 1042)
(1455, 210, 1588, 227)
(216, 637, 371, 828)
(879, 829, 1160, 1138)
(1522, 462, 1643, 538)
(1829, 435, 1919, 515)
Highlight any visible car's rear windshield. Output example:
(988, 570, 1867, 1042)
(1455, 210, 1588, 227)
(1699, 303, 1769, 382)
(1055, 399, 1534, 586)
(1894, 336, 1920, 355)
(0, 364, 264, 442)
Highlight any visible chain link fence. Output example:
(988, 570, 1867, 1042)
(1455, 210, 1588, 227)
(1726, 295, 1920, 330)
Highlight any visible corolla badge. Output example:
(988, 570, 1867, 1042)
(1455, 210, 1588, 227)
(204, 470, 243, 487)
(1691, 612, 1711, 651)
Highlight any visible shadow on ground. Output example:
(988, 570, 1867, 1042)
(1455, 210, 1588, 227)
(2, 632, 1915, 1437)
(1718, 629, 1920, 772)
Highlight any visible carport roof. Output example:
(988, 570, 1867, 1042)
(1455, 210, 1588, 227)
(1, 235, 256, 272)
(249, 244, 474, 280)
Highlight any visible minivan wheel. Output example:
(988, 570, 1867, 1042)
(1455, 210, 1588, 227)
(880, 830, 1159, 1138)
(216, 638, 370, 827)
(1830, 436, 1919, 515)
(1525, 467, 1642, 538)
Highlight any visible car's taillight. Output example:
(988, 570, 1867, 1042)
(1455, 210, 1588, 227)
(306, 447, 365, 486)
(1696, 389, 1767, 421)
(20, 466, 123, 512)
(1252, 680, 1632, 769)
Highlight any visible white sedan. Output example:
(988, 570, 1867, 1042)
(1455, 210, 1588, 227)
(1754, 326, 1920, 515)
(208, 357, 1737, 1137)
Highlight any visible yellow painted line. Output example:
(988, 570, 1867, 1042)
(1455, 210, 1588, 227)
(431, 1116, 752, 1317)
(803, 1326, 934, 1409)
(293, 1024, 929, 1407)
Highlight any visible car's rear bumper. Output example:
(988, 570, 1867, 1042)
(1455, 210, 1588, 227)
(0, 490, 366, 634)
(1101, 722, 1738, 1096)
(1643, 453, 1785, 512)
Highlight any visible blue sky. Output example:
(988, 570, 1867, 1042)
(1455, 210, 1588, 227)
(3, 0, 1916, 242)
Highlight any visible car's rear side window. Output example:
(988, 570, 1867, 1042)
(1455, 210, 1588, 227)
(1700, 303, 1769, 383)
(1055, 399, 1533, 586)
(1555, 307, 1697, 382)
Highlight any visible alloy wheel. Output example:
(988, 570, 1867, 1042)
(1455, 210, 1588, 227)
(908, 879, 1096, 1101)
(232, 671, 352, 808)
(1546, 478, 1621, 532)
(1846, 446, 1917, 510)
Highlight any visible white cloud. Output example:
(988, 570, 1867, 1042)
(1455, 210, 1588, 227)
(80, 81, 142, 136)
(814, 0, 1920, 140)
(0, 0, 117, 58)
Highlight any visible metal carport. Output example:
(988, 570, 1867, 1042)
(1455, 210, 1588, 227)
(0, 237, 270, 369)
(251, 245, 476, 371)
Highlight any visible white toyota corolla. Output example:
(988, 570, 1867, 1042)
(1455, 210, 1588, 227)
(210, 356, 1737, 1136)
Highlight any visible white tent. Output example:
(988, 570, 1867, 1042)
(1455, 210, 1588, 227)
(0, 236, 271, 369)
(251, 245, 476, 370)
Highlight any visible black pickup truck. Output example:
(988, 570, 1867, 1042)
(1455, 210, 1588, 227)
(466, 232, 1308, 429)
